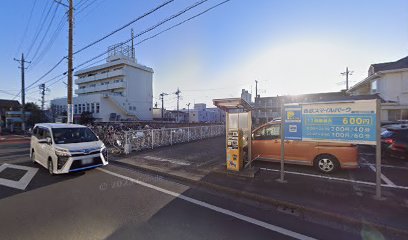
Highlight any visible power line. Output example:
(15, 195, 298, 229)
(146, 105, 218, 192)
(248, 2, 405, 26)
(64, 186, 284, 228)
(15, 0, 39, 57)
(136, 0, 231, 46)
(75, 0, 91, 11)
(22, 0, 228, 99)
(74, 0, 213, 70)
(17, 0, 175, 98)
(75, 0, 101, 16)
(28, 13, 67, 70)
(13, 56, 66, 99)
(26, 1, 55, 58)
(73, 0, 175, 55)
(29, 4, 60, 64)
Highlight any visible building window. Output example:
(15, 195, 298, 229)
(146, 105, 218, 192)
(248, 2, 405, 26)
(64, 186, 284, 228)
(86, 103, 90, 112)
(371, 80, 378, 93)
(74, 104, 77, 114)
(90, 84, 96, 87)
(101, 70, 109, 74)
(91, 103, 95, 113)
(78, 104, 82, 114)
(113, 67, 123, 71)
(96, 103, 100, 113)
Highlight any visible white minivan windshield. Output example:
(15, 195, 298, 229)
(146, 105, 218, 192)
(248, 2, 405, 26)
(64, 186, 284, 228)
(52, 128, 98, 144)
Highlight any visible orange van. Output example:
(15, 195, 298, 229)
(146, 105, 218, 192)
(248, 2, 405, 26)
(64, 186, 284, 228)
(251, 121, 359, 173)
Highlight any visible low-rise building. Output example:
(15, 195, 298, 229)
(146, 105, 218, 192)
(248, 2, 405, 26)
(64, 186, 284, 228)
(186, 104, 225, 123)
(5, 111, 31, 132)
(51, 43, 153, 122)
(0, 99, 21, 132)
(348, 56, 408, 121)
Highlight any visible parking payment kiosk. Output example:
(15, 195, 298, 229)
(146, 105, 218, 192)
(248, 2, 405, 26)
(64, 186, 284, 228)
(213, 98, 253, 172)
(226, 129, 243, 171)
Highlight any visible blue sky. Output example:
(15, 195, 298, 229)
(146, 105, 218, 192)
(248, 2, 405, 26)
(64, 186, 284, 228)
(1, 0, 407, 109)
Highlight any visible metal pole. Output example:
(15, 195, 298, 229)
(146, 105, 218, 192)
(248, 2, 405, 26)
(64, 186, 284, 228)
(21, 54, 25, 131)
(170, 129, 173, 145)
(278, 101, 286, 183)
(151, 129, 154, 149)
(375, 98, 383, 199)
(14, 54, 30, 131)
(346, 67, 349, 91)
(248, 111, 252, 167)
(67, 0, 74, 123)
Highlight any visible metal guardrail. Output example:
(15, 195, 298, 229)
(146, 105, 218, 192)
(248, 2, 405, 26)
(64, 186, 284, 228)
(91, 125, 225, 154)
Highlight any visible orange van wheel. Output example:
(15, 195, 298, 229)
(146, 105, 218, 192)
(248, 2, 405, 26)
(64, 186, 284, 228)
(314, 154, 339, 174)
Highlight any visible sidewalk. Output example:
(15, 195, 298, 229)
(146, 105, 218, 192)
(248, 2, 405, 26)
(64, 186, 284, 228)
(114, 137, 408, 238)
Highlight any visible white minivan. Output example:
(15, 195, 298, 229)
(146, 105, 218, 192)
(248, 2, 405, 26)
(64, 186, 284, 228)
(30, 123, 108, 175)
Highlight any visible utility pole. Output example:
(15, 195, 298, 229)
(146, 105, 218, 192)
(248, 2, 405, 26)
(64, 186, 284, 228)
(67, 0, 74, 123)
(186, 103, 190, 124)
(131, 28, 135, 59)
(39, 84, 46, 110)
(341, 67, 353, 91)
(14, 53, 31, 131)
(175, 88, 181, 123)
(159, 93, 168, 119)
(56, 0, 74, 123)
(255, 80, 258, 98)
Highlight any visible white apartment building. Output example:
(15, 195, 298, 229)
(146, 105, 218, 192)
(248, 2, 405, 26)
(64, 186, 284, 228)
(348, 56, 408, 121)
(186, 103, 225, 123)
(51, 44, 154, 122)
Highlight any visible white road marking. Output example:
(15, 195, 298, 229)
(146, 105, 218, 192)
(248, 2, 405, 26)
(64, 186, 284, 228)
(0, 163, 38, 190)
(98, 168, 317, 240)
(360, 162, 408, 171)
(366, 165, 397, 187)
(360, 157, 397, 187)
(260, 168, 408, 190)
(143, 155, 191, 166)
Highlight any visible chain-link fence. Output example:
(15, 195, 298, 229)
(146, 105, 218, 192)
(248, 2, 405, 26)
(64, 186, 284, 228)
(90, 125, 225, 154)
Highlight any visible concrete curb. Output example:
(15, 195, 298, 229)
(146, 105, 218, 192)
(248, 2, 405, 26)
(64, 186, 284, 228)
(112, 160, 408, 238)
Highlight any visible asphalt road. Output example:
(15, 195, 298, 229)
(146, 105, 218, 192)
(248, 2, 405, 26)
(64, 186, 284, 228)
(0, 142, 363, 240)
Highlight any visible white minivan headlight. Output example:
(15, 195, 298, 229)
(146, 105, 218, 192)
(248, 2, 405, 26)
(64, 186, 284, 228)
(55, 147, 71, 156)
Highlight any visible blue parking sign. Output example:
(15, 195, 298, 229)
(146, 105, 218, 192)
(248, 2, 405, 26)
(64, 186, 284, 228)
(284, 100, 377, 145)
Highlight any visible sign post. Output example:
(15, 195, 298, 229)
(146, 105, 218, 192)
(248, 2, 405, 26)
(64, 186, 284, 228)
(375, 98, 383, 199)
(278, 101, 286, 183)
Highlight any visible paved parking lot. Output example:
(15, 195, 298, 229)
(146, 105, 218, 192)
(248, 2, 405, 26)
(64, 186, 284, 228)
(0, 142, 361, 240)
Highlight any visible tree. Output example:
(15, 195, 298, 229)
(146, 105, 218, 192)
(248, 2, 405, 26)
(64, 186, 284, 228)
(79, 111, 94, 125)
(24, 102, 43, 126)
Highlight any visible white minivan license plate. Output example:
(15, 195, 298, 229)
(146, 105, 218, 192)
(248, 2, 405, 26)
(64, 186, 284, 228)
(82, 159, 93, 165)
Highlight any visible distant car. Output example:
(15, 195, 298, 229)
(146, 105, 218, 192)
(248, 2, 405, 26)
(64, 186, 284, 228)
(30, 123, 108, 175)
(251, 121, 359, 173)
(381, 124, 408, 160)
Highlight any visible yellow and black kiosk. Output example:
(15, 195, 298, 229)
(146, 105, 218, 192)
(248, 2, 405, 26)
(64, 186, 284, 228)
(213, 98, 252, 172)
